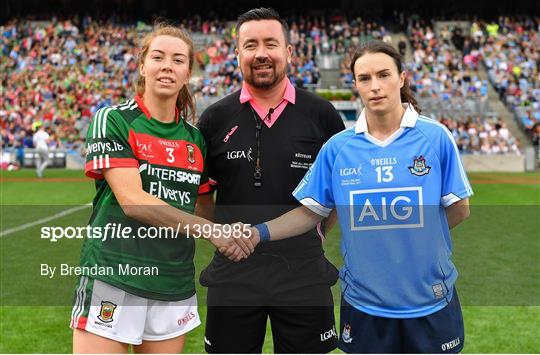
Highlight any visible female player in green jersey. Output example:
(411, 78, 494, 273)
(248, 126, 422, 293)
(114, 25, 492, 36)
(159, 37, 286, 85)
(72, 24, 254, 353)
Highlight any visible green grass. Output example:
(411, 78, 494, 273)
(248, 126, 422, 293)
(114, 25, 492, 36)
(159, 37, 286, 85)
(468, 172, 539, 205)
(1, 170, 539, 353)
(0, 169, 94, 205)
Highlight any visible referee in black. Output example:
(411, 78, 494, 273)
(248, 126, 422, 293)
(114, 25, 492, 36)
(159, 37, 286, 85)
(197, 8, 345, 353)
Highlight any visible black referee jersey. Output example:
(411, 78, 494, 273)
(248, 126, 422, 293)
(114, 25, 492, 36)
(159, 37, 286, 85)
(197, 88, 345, 260)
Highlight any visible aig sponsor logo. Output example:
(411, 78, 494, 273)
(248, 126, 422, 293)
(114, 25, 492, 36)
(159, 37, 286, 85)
(349, 187, 423, 231)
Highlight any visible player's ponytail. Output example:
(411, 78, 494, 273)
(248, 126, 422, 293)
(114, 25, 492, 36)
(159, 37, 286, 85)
(350, 40, 421, 114)
(136, 23, 196, 122)
(401, 76, 421, 114)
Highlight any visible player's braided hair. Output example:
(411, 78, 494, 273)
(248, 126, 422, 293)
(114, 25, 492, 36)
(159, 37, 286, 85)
(349, 40, 421, 114)
(136, 22, 196, 122)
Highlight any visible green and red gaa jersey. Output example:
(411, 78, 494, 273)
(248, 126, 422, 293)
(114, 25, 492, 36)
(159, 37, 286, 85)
(81, 95, 209, 301)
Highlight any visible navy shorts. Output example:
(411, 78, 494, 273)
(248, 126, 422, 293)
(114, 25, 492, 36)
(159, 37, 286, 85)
(338, 289, 464, 353)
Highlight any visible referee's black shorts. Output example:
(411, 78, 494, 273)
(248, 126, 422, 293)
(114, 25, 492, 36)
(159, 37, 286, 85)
(200, 253, 339, 353)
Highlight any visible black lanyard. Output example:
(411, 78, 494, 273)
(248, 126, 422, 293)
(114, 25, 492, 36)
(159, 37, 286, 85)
(248, 99, 286, 188)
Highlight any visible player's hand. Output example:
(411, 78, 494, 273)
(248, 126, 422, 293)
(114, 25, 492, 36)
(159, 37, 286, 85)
(221, 222, 258, 262)
(218, 244, 247, 262)
(207, 224, 248, 261)
(211, 223, 258, 262)
(247, 226, 261, 249)
(230, 222, 256, 257)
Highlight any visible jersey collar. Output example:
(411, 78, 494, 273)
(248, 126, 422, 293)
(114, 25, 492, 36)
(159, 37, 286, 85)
(134, 95, 180, 124)
(355, 103, 418, 134)
(239, 79, 296, 105)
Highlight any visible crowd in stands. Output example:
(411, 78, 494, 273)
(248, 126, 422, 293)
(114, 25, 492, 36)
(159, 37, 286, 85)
(1, 14, 537, 163)
(1, 16, 231, 153)
(337, 21, 393, 87)
(406, 21, 489, 101)
(400, 16, 539, 153)
(289, 16, 390, 89)
(193, 35, 242, 98)
(178, 17, 228, 36)
(193, 16, 394, 97)
(439, 115, 521, 155)
(474, 16, 540, 147)
(1, 17, 141, 152)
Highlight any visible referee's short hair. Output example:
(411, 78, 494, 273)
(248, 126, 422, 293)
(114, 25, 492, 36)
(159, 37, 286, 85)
(236, 7, 290, 44)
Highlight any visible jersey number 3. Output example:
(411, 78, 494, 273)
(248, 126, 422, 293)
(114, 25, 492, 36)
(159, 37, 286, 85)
(166, 147, 175, 163)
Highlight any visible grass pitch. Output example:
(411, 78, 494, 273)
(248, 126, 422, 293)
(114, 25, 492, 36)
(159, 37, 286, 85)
(0, 169, 539, 353)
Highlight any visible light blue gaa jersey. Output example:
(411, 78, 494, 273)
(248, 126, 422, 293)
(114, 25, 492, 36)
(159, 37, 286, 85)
(293, 105, 473, 318)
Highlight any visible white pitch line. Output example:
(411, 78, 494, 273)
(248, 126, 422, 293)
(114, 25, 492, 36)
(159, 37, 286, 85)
(0, 204, 92, 238)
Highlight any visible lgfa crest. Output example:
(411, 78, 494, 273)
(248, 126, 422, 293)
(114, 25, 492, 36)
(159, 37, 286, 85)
(97, 301, 117, 323)
(408, 155, 431, 176)
(186, 144, 195, 164)
(342, 324, 353, 344)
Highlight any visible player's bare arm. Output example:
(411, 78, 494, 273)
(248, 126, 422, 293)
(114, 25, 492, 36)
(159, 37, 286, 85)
(446, 198, 470, 229)
(249, 205, 324, 243)
(195, 193, 216, 221)
(324, 209, 338, 233)
(103, 167, 252, 260)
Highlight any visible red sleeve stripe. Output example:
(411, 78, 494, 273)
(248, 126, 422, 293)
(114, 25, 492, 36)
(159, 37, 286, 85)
(198, 182, 211, 195)
(85, 158, 139, 179)
(209, 177, 218, 186)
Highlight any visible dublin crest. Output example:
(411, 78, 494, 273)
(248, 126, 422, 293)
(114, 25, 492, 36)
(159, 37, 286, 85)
(97, 301, 117, 323)
(342, 324, 353, 343)
(408, 155, 431, 176)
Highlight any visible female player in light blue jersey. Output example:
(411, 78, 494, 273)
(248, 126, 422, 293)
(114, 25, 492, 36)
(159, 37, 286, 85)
(246, 40, 473, 353)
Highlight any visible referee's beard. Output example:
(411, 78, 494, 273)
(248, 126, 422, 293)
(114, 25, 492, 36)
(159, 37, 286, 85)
(244, 61, 287, 90)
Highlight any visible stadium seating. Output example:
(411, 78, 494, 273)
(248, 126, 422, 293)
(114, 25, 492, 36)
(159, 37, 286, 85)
(1, 15, 537, 161)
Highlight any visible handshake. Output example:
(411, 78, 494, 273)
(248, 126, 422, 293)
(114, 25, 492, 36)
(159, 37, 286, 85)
(205, 223, 262, 262)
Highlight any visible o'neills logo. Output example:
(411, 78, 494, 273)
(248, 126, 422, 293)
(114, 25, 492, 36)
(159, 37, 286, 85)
(441, 337, 460, 351)
(187, 144, 196, 164)
(223, 125, 238, 142)
(97, 301, 117, 323)
(178, 312, 196, 326)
